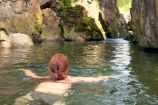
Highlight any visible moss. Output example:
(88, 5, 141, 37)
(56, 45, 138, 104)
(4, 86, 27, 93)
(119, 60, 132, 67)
(35, 7, 43, 34)
(13, 18, 35, 34)
(62, 0, 71, 7)
(57, 4, 103, 40)
(12, 11, 43, 43)
(57, 0, 72, 8)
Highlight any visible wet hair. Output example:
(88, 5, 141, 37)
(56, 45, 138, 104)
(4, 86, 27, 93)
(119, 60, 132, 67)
(48, 53, 68, 80)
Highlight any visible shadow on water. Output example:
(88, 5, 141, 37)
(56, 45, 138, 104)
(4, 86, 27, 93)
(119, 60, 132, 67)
(0, 39, 158, 104)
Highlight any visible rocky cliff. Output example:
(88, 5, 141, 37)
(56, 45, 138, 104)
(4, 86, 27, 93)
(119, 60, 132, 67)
(131, 0, 158, 48)
(54, 0, 104, 41)
(0, 0, 129, 43)
(0, 0, 61, 42)
(0, 0, 104, 42)
(0, 0, 43, 42)
(99, 0, 126, 38)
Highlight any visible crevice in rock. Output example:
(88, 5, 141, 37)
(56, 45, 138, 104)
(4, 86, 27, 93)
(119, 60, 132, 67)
(98, 12, 111, 38)
(40, 0, 52, 10)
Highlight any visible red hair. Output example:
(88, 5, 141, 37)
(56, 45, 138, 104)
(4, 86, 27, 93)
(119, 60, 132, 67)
(48, 53, 68, 80)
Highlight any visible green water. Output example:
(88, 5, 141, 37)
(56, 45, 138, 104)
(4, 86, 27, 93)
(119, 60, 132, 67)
(0, 38, 158, 105)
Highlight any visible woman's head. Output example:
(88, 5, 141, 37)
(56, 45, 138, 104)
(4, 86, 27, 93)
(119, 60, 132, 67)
(48, 53, 68, 80)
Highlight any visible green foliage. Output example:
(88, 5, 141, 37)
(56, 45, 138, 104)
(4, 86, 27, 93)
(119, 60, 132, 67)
(117, 0, 131, 10)
(59, 5, 84, 26)
(60, 0, 71, 7)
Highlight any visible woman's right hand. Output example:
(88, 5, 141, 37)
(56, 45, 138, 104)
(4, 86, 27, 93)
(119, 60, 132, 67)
(19, 69, 37, 78)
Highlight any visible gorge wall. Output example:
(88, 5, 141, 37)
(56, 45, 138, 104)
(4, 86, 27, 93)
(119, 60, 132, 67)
(0, 0, 61, 42)
(131, 0, 158, 48)
(0, 0, 127, 43)
(99, 0, 126, 38)
(0, 0, 43, 42)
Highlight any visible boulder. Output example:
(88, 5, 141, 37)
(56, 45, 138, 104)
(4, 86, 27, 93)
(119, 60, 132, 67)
(9, 33, 34, 48)
(0, 29, 33, 48)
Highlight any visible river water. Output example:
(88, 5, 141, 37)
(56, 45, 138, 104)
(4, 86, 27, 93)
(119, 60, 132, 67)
(0, 38, 158, 105)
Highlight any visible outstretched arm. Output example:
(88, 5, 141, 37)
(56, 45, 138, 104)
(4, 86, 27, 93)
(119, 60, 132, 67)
(71, 76, 109, 83)
(19, 69, 50, 80)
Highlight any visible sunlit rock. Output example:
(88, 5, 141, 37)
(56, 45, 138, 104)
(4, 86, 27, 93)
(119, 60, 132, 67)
(9, 33, 34, 48)
(0, 0, 43, 42)
(0, 29, 34, 48)
(72, 0, 106, 39)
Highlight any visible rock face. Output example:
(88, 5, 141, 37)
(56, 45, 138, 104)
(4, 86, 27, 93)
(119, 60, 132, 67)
(99, 0, 126, 37)
(56, 2, 103, 42)
(41, 8, 61, 40)
(72, 0, 106, 39)
(131, 0, 158, 48)
(0, 0, 43, 41)
(0, 0, 62, 42)
(0, 0, 129, 42)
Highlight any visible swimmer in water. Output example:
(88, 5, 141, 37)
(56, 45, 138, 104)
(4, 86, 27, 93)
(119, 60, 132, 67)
(15, 53, 109, 105)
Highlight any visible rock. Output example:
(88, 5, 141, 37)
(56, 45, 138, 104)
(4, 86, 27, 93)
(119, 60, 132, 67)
(63, 26, 86, 42)
(40, 0, 52, 9)
(0, 0, 43, 42)
(131, 0, 158, 48)
(56, 3, 103, 41)
(0, 29, 11, 48)
(73, 0, 106, 39)
(9, 33, 34, 48)
(41, 8, 61, 40)
(99, 0, 126, 37)
(0, 29, 33, 48)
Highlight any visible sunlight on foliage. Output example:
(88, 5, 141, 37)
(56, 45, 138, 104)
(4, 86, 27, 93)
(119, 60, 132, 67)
(61, 0, 71, 7)
(117, 0, 131, 10)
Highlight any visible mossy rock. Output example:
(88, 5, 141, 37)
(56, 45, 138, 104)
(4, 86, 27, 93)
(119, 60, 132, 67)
(57, 4, 103, 41)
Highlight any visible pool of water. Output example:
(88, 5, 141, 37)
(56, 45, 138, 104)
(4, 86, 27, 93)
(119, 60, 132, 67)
(0, 38, 158, 105)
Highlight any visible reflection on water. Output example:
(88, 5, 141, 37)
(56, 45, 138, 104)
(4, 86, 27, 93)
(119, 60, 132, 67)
(0, 39, 158, 105)
(110, 39, 131, 69)
(82, 44, 103, 66)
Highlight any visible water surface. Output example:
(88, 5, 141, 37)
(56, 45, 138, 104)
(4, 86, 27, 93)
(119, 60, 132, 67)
(0, 38, 158, 105)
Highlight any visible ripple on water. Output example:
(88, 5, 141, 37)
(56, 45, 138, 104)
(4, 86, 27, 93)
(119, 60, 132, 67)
(0, 39, 158, 105)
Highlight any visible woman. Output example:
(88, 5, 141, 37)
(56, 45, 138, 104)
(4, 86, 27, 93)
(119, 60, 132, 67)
(15, 53, 109, 105)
